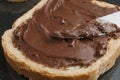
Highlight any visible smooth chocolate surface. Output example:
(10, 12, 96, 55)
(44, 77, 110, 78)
(13, 0, 120, 68)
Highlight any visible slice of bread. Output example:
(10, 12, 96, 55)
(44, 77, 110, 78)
(2, 0, 120, 80)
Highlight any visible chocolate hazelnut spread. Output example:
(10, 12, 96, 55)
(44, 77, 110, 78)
(13, 0, 120, 68)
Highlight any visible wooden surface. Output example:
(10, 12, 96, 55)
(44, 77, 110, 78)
(0, 0, 120, 80)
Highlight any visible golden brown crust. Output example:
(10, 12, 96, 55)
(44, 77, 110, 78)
(2, 0, 120, 80)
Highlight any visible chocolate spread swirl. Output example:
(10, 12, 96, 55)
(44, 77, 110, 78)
(13, 0, 120, 68)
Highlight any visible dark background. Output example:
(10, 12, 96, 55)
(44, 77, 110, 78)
(0, 0, 120, 80)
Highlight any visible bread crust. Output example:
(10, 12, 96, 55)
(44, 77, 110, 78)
(2, 0, 120, 80)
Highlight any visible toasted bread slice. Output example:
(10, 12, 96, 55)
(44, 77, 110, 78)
(2, 0, 120, 80)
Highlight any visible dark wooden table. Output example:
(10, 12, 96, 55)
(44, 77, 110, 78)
(0, 0, 120, 80)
